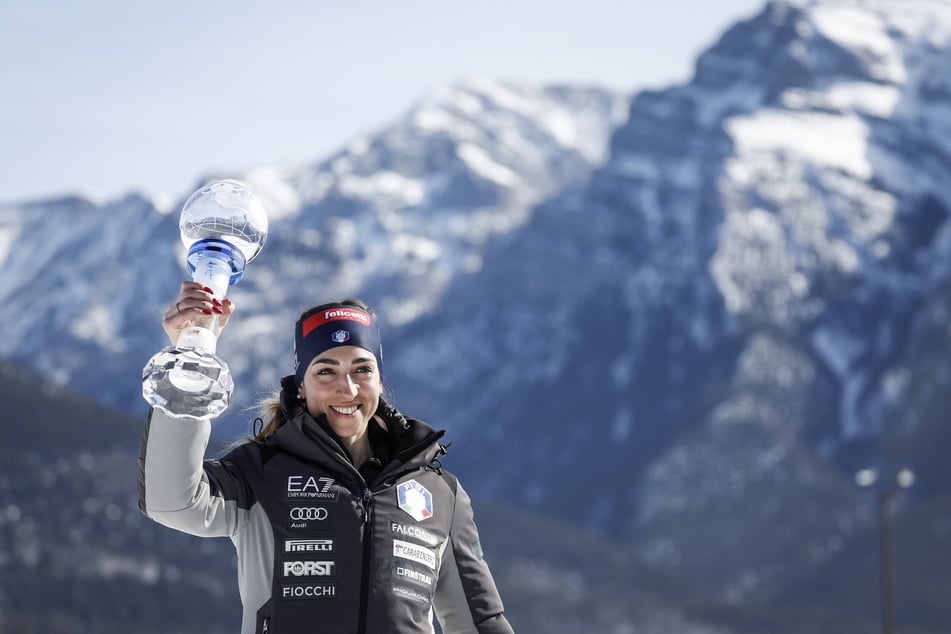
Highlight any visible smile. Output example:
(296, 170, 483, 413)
(331, 405, 359, 415)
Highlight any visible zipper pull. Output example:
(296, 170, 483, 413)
(362, 486, 371, 522)
(261, 616, 270, 633)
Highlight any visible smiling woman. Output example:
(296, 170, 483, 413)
(257, 299, 386, 470)
(138, 286, 514, 634)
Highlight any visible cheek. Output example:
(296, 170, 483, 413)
(300, 382, 329, 406)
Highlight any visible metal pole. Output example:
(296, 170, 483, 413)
(878, 490, 896, 634)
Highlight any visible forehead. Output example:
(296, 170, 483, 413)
(308, 345, 378, 365)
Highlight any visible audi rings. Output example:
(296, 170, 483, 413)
(290, 507, 328, 521)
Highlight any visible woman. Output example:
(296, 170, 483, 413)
(138, 282, 514, 634)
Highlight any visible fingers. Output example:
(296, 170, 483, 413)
(162, 282, 233, 341)
(217, 297, 235, 330)
(164, 283, 222, 320)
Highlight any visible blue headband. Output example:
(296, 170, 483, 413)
(294, 306, 383, 386)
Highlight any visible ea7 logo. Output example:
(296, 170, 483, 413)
(287, 475, 337, 500)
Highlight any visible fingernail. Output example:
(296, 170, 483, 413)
(202, 309, 213, 315)
(213, 307, 223, 314)
(212, 298, 222, 307)
(203, 286, 214, 294)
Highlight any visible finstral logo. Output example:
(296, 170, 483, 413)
(394, 563, 435, 588)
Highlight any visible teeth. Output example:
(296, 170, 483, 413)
(332, 405, 358, 415)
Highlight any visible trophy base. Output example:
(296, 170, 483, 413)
(142, 346, 234, 421)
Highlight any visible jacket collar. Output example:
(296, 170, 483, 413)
(269, 382, 446, 482)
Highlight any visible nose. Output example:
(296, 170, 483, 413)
(335, 373, 358, 395)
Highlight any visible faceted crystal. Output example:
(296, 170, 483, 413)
(142, 346, 234, 421)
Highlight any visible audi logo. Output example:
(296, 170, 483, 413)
(290, 507, 329, 521)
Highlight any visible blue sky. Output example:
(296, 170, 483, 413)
(0, 0, 764, 203)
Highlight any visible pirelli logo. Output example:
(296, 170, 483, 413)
(284, 539, 335, 553)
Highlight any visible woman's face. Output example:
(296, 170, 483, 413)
(299, 345, 381, 442)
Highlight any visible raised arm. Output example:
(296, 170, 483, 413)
(137, 282, 248, 537)
(138, 408, 254, 537)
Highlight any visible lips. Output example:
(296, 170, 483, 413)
(330, 405, 359, 415)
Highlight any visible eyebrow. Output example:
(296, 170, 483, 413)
(310, 356, 375, 367)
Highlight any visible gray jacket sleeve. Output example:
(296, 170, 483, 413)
(433, 478, 514, 634)
(137, 408, 254, 538)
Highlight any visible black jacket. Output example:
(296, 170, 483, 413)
(138, 397, 513, 634)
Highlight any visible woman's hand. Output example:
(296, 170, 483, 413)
(161, 281, 235, 347)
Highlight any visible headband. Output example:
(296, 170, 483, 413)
(294, 305, 383, 386)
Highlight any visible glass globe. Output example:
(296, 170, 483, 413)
(143, 179, 269, 421)
(180, 179, 269, 285)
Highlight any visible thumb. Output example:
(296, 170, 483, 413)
(217, 298, 236, 332)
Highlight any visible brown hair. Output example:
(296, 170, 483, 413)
(248, 298, 376, 444)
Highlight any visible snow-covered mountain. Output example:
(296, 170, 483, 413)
(0, 79, 625, 407)
(5, 0, 951, 624)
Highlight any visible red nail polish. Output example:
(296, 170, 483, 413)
(203, 286, 214, 294)
(212, 298, 222, 307)
(202, 309, 213, 315)
(213, 307, 223, 314)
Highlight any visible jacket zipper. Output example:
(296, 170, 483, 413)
(357, 486, 372, 634)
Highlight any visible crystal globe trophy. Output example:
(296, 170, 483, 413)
(142, 179, 268, 421)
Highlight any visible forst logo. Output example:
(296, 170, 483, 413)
(283, 561, 335, 577)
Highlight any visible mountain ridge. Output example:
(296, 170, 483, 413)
(4, 0, 951, 629)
